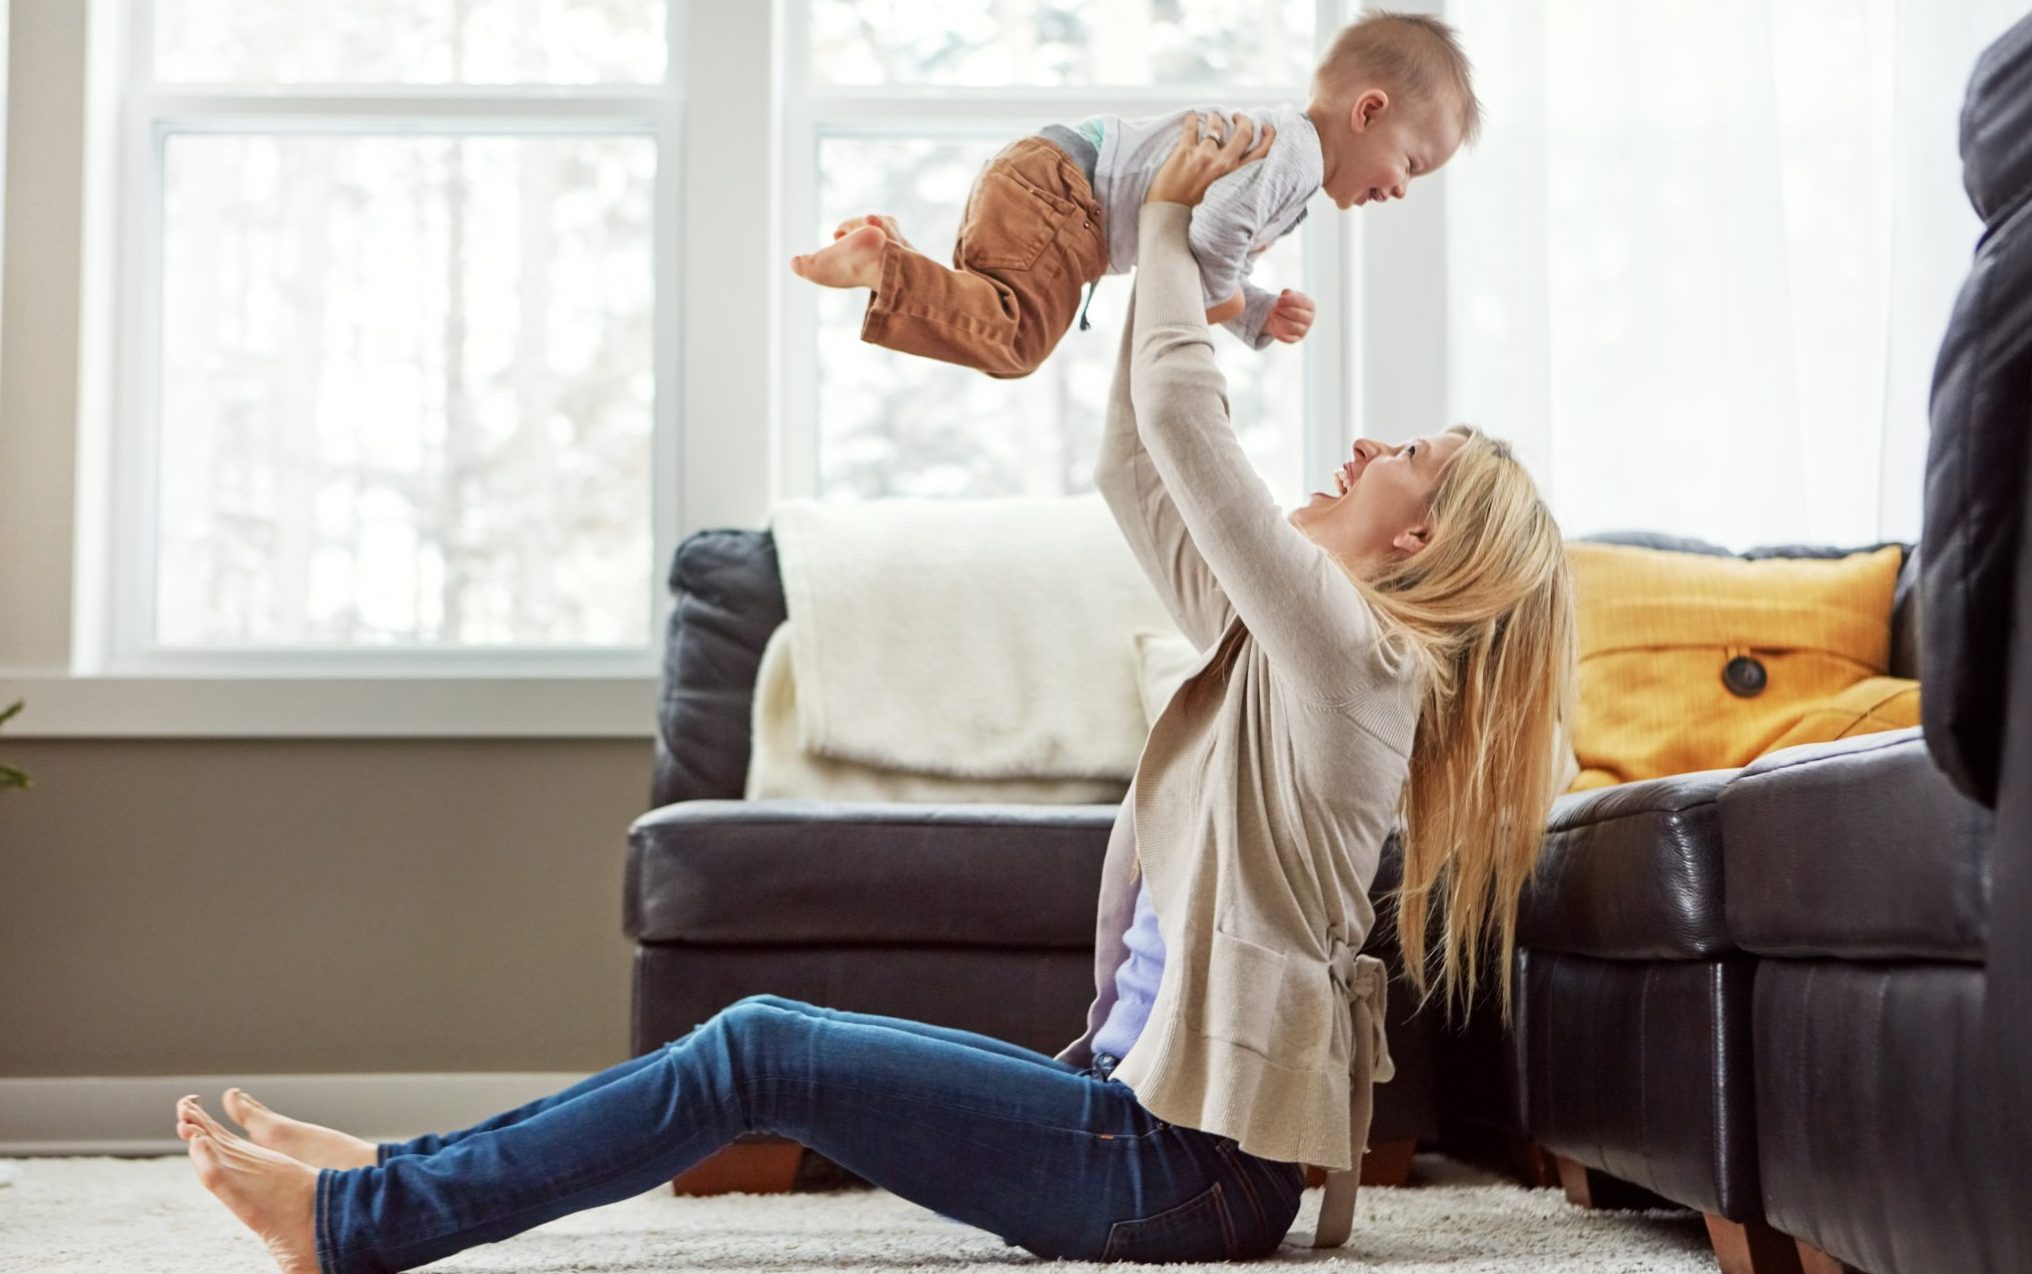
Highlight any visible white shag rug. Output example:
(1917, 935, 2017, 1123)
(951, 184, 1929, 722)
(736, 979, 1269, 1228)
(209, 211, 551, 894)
(0, 1153, 1715, 1272)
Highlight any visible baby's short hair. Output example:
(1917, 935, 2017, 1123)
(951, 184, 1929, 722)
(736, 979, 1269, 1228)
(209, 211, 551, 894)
(1313, 10, 1482, 147)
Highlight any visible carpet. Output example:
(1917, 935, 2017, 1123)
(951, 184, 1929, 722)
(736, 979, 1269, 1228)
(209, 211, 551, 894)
(0, 1153, 1717, 1272)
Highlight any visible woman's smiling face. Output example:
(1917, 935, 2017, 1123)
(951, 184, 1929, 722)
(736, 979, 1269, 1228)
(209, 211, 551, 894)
(1288, 431, 1466, 571)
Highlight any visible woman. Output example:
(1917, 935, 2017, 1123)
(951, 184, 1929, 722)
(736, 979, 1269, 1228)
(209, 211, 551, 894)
(173, 114, 1575, 1273)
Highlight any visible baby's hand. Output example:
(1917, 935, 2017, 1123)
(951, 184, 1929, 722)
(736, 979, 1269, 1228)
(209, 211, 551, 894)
(1264, 289, 1315, 344)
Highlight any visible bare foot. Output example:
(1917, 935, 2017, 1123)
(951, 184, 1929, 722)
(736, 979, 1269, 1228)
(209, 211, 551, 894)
(177, 1096, 322, 1274)
(790, 223, 888, 289)
(832, 213, 916, 252)
(210, 1086, 379, 1170)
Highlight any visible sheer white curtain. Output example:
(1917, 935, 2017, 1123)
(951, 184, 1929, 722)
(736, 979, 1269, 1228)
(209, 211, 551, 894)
(1444, 0, 2024, 550)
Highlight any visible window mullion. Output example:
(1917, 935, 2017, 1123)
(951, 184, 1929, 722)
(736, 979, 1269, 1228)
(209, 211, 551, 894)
(647, 75, 685, 653)
(776, 90, 818, 503)
(1308, 0, 1359, 492)
(103, 85, 164, 677)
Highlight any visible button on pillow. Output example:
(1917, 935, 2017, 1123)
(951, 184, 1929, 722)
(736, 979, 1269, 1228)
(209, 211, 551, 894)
(1567, 542, 1903, 790)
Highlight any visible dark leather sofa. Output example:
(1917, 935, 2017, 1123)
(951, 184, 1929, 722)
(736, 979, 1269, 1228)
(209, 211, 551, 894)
(1499, 15, 2032, 1273)
(624, 527, 1441, 1190)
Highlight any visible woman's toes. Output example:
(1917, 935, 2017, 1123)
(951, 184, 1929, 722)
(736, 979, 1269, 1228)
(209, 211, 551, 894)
(180, 1098, 235, 1143)
(223, 1087, 267, 1129)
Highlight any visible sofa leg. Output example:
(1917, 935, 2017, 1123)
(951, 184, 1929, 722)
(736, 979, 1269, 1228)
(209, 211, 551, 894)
(1554, 1155, 1596, 1206)
(1359, 1139, 1417, 1186)
(1513, 1140, 1562, 1189)
(1703, 1213, 1805, 1274)
(1794, 1239, 1851, 1274)
(670, 1139, 804, 1196)
(1553, 1155, 1671, 1210)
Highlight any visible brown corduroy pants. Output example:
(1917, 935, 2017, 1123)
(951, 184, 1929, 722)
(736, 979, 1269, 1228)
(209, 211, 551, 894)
(859, 137, 1110, 380)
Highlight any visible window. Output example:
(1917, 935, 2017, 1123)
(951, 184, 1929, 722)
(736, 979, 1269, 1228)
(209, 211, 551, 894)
(781, 0, 1347, 505)
(106, 0, 675, 668)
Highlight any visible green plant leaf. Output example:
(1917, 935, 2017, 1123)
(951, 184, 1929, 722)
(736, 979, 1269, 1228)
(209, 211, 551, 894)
(0, 702, 27, 790)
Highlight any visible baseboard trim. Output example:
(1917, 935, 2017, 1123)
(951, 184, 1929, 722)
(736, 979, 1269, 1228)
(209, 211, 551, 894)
(0, 1073, 587, 1157)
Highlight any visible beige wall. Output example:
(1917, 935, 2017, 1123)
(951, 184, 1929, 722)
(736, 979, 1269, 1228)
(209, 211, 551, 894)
(0, 739, 654, 1076)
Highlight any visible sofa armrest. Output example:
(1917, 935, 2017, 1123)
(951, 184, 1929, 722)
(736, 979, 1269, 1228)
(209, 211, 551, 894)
(653, 530, 786, 809)
(625, 800, 1117, 946)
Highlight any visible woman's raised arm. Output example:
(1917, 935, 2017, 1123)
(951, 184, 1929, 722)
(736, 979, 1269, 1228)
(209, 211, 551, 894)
(1124, 115, 1392, 705)
(1091, 114, 1274, 654)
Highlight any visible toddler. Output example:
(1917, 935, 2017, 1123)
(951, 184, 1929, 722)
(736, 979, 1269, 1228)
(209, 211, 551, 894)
(790, 11, 1481, 379)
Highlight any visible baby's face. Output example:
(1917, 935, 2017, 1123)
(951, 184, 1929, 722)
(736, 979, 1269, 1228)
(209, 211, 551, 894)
(1322, 94, 1460, 211)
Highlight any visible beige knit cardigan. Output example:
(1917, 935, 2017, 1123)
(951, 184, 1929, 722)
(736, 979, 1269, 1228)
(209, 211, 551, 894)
(1055, 203, 1421, 1249)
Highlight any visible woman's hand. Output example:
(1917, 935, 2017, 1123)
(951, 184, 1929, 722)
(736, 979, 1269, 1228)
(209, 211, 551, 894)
(1145, 111, 1276, 208)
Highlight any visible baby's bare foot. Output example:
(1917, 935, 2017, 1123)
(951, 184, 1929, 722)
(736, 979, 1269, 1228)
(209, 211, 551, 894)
(196, 1087, 379, 1170)
(832, 213, 915, 252)
(178, 1097, 321, 1274)
(791, 223, 888, 289)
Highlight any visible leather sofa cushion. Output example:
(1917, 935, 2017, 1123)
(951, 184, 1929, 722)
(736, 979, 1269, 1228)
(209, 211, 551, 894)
(1519, 771, 1736, 959)
(626, 800, 1114, 946)
(1720, 728, 1994, 961)
(630, 800, 1424, 958)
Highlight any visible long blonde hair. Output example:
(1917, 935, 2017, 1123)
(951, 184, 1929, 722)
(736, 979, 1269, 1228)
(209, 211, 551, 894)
(1336, 425, 1576, 1025)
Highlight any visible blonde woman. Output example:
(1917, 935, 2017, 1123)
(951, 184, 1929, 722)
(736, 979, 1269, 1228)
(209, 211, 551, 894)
(171, 112, 1574, 1273)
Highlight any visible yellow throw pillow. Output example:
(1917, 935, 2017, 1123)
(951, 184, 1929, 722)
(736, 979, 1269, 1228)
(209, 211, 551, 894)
(1567, 542, 1903, 791)
(1758, 675, 1921, 758)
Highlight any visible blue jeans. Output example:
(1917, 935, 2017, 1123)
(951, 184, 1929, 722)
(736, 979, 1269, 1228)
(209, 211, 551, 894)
(315, 994, 1306, 1272)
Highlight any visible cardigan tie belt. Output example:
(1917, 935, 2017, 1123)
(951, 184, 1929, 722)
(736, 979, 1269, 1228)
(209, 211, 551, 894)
(1306, 940, 1395, 1248)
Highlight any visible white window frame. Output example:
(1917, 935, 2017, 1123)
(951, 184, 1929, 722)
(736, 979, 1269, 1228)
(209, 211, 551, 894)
(774, 0, 1368, 507)
(67, 0, 688, 699)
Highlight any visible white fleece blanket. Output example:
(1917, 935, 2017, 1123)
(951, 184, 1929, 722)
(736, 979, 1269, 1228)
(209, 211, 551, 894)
(771, 494, 1183, 781)
(746, 623, 1131, 804)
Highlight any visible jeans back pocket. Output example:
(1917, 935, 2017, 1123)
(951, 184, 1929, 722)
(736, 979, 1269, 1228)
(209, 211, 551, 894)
(1099, 1180, 1238, 1264)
